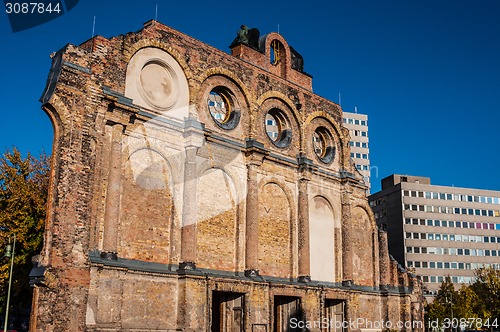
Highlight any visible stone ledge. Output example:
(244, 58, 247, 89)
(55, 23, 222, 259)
(88, 250, 413, 295)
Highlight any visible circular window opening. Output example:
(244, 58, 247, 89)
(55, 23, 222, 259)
(312, 127, 335, 163)
(207, 87, 240, 130)
(265, 108, 292, 148)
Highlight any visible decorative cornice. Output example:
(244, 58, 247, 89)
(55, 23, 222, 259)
(88, 250, 414, 295)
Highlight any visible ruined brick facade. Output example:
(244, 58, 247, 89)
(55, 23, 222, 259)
(31, 21, 424, 331)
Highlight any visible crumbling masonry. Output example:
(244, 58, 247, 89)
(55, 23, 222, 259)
(30, 21, 424, 331)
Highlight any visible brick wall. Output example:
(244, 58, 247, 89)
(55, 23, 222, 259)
(31, 20, 424, 331)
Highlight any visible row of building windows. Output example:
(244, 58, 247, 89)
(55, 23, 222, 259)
(350, 152, 369, 159)
(404, 218, 500, 230)
(343, 118, 367, 126)
(407, 246, 500, 257)
(423, 275, 474, 284)
(349, 141, 368, 148)
(352, 130, 368, 137)
(369, 197, 385, 207)
(405, 231, 500, 243)
(355, 164, 370, 171)
(403, 204, 500, 217)
(407, 261, 500, 271)
(403, 190, 500, 205)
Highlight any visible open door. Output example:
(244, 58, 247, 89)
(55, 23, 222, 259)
(212, 291, 244, 332)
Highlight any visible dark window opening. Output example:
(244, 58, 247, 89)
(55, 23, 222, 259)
(325, 299, 346, 332)
(212, 291, 244, 332)
(270, 40, 284, 66)
(274, 296, 302, 332)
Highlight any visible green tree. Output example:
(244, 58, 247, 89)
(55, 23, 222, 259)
(469, 266, 500, 327)
(426, 270, 500, 332)
(454, 285, 480, 321)
(0, 147, 50, 315)
(425, 276, 458, 331)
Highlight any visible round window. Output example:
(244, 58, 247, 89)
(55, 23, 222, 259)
(265, 108, 291, 148)
(312, 127, 335, 163)
(207, 87, 240, 130)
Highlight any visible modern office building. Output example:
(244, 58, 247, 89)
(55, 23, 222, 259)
(342, 110, 370, 192)
(369, 174, 500, 296)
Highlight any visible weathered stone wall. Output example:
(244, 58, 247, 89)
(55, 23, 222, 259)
(119, 148, 173, 263)
(31, 20, 424, 332)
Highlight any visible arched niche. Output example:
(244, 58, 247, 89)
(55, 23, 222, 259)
(259, 33, 292, 79)
(258, 182, 292, 278)
(309, 196, 335, 282)
(118, 148, 173, 264)
(125, 47, 189, 120)
(196, 168, 238, 272)
(351, 206, 375, 286)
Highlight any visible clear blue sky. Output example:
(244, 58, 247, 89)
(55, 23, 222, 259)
(1, 0, 499, 193)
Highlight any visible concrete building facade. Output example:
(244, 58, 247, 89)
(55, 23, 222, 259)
(30, 21, 423, 331)
(342, 111, 370, 193)
(369, 174, 500, 297)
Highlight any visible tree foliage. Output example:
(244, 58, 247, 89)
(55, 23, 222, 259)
(426, 269, 500, 331)
(0, 147, 50, 311)
(454, 285, 480, 322)
(426, 276, 457, 328)
(469, 266, 500, 323)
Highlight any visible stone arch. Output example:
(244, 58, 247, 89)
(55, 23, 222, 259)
(118, 148, 174, 264)
(305, 112, 349, 169)
(307, 117, 342, 170)
(309, 195, 340, 282)
(308, 188, 343, 281)
(199, 68, 253, 106)
(196, 167, 238, 272)
(260, 32, 293, 79)
(351, 205, 376, 286)
(197, 72, 251, 137)
(196, 160, 246, 206)
(124, 47, 190, 120)
(257, 177, 296, 218)
(42, 94, 67, 134)
(260, 33, 292, 58)
(126, 144, 175, 170)
(124, 40, 193, 80)
(354, 202, 380, 286)
(122, 122, 186, 213)
(256, 177, 296, 231)
(123, 143, 178, 191)
(306, 112, 346, 145)
(257, 96, 301, 155)
(256, 91, 301, 125)
(309, 195, 336, 282)
(40, 96, 68, 266)
(258, 181, 293, 278)
(353, 203, 378, 230)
